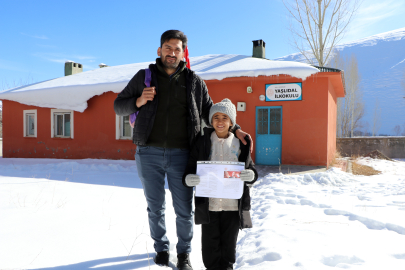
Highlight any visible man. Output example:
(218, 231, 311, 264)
(114, 30, 251, 270)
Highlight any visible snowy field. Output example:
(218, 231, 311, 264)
(1, 157, 405, 270)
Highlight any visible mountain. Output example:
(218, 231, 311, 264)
(275, 28, 405, 136)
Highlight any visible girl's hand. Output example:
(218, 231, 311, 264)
(185, 174, 200, 187)
(240, 169, 254, 182)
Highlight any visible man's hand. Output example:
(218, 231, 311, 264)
(136, 87, 156, 107)
(235, 129, 253, 153)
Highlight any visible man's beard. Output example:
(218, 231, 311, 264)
(161, 55, 181, 69)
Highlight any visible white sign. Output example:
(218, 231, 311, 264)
(196, 161, 245, 199)
(265, 83, 302, 101)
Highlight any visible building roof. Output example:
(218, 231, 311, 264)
(0, 54, 319, 112)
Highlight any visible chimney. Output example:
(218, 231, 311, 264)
(64, 61, 83, 76)
(99, 63, 109, 68)
(252, 40, 266, 59)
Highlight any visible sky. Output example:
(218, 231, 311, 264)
(1, 0, 404, 88)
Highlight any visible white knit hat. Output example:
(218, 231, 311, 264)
(209, 98, 236, 126)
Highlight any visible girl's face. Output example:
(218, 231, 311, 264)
(212, 112, 233, 138)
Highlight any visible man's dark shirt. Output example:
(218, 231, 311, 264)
(146, 59, 189, 149)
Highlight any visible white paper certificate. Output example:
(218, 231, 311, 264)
(196, 161, 245, 199)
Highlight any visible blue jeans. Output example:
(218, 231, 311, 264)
(135, 146, 193, 254)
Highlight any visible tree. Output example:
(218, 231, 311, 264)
(371, 99, 381, 136)
(402, 67, 405, 97)
(283, 0, 362, 67)
(332, 51, 364, 137)
(1, 77, 35, 91)
(393, 125, 401, 136)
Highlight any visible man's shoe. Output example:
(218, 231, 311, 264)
(154, 251, 169, 267)
(177, 253, 193, 270)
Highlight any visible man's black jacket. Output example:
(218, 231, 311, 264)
(114, 62, 213, 147)
(182, 128, 258, 229)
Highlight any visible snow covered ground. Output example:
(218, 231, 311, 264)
(1, 157, 404, 270)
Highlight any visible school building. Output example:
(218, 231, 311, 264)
(0, 41, 345, 166)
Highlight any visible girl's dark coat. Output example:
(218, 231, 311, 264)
(182, 128, 258, 229)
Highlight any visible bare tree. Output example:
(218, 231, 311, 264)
(283, 0, 362, 67)
(332, 51, 364, 137)
(393, 125, 401, 136)
(402, 67, 405, 97)
(1, 77, 36, 91)
(371, 99, 381, 136)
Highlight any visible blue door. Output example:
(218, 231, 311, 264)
(256, 106, 282, 165)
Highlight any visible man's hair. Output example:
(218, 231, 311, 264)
(160, 30, 188, 50)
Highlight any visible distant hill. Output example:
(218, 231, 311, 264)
(275, 28, 405, 135)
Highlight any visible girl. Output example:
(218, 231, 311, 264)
(183, 98, 258, 270)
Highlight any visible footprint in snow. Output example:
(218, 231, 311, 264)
(259, 205, 271, 212)
(392, 201, 405, 205)
(357, 195, 372, 201)
(324, 209, 405, 235)
(257, 212, 269, 219)
(393, 254, 405, 260)
(322, 255, 364, 267)
(265, 195, 278, 200)
(300, 199, 318, 207)
(285, 199, 299, 205)
(243, 252, 282, 266)
(276, 198, 285, 204)
(274, 192, 298, 198)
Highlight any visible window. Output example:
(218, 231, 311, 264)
(23, 110, 37, 137)
(270, 108, 281, 134)
(116, 115, 133, 140)
(257, 108, 281, 135)
(257, 108, 269, 134)
(51, 109, 74, 138)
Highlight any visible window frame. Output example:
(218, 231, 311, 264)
(51, 109, 74, 139)
(23, 110, 37, 138)
(115, 115, 133, 140)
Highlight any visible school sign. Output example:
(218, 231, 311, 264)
(265, 83, 302, 101)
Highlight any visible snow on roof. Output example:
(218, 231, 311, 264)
(0, 54, 319, 112)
